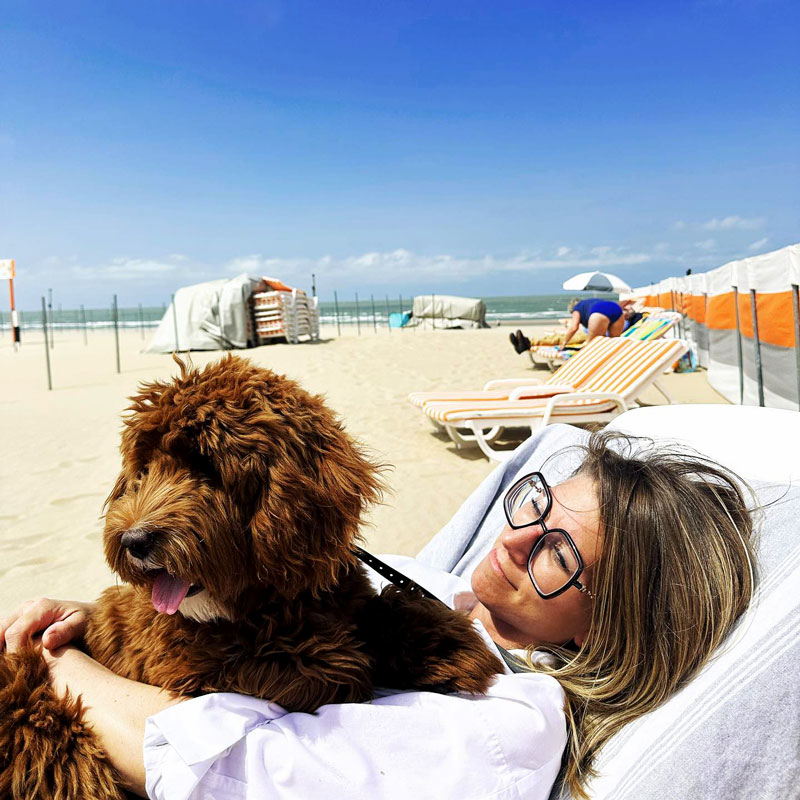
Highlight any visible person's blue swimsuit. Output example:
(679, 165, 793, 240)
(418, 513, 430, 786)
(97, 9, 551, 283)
(573, 299, 623, 327)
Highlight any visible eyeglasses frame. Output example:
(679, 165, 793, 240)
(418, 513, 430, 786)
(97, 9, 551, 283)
(502, 471, 593, 600)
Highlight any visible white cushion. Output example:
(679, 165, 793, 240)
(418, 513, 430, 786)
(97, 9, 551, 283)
(607, 404, 800, 484)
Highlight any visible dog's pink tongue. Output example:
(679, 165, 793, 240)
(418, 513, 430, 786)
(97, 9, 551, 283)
(151, 571, 191, 615)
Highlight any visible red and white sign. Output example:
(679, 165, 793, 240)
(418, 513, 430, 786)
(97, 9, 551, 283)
(0, 259, 14, 279)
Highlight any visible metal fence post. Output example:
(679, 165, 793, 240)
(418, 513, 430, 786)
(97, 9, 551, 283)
(749, 289, 764, 407)
(41, 297, 52, 390)
(732, 286, 744, 404)
(333, 291, 341, 336)
(112, 294, 121, 374)
(171, 293, 180, 351)
(80, 304, 88, 344)
(792, 284, 800, 411)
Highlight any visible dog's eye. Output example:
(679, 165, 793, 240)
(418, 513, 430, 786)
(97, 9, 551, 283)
(186, 450, 220, 482)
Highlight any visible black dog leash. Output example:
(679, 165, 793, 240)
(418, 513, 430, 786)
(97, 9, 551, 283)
(353, 546, 528, 674)
(352, 546, 440, 602)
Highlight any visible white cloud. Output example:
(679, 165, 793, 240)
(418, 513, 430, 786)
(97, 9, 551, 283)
(673, 221, 686, 230)
(701, 215, 764, 231)
(747, 237, 769, 251)
(694, 239, 717, 251)
(224, 246, 653, 285)
(68, 256, 200, 281)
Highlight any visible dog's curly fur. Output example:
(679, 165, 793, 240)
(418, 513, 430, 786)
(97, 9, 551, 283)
(0, 355, 502, 799)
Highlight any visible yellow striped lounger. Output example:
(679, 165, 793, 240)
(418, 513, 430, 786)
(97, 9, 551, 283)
(423, 338, 689, 461)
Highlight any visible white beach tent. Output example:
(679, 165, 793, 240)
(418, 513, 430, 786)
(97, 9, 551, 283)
(145, 273, 261, 353)
(408, 295, 489, 329)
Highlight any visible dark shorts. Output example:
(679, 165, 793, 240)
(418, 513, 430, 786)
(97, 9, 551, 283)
(575, 299, 623, 326)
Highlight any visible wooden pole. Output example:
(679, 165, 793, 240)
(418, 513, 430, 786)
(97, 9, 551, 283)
(333, 291, 341, 336)
(138, 303, 145, 339)
(8, 263, 20, 349)
(370, 294, 377, 332)
(385, 295, 391, 332)
(112, 294, 121, 374)
(80, 304, 88, 345)
(41, 297, 52, 390)
(47, 288, 54, 349)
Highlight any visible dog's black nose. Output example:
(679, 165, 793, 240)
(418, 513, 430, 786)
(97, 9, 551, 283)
(121, 529, 155, 560)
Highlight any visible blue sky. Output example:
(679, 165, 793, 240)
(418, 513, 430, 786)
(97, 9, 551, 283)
(1, 0, 798, 307)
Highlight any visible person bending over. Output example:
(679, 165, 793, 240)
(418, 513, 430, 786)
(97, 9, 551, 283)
(1, 432, 755, 800)
(561, 298, 633, 348)
(509, 298, 637, 355)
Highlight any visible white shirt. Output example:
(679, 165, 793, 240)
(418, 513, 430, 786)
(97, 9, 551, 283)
(144, 556, 567, 800)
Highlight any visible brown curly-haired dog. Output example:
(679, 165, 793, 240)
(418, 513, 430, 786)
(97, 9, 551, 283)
(0, 355, 502, 800)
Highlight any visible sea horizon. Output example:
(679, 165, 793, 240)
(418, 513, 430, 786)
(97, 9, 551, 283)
(0, 291, 614, 333)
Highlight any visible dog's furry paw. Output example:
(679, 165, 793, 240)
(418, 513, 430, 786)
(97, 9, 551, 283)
(360, 586, 504, 695)
(0, 647, 125, 800)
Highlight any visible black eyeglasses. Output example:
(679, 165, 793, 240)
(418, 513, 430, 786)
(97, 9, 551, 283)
(503, 472, 593, 600)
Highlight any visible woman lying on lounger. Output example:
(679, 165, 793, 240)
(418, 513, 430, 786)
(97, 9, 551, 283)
(2, 432, 755, 800)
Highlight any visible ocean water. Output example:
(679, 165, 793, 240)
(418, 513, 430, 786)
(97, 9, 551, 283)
(319, 294, 582, 325)
(0, 293, 609, 331)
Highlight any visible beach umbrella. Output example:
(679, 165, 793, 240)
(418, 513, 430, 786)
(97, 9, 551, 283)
(562, 271, 632, 293)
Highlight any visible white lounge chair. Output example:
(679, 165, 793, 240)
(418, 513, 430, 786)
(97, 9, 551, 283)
(409, 336, 632, 409)
(423, 338, 689, 461)
(530, 311, 683, 369)
(417, 407, 800, 799)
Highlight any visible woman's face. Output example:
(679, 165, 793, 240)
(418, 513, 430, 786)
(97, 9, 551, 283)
(471, 473, 601, 649)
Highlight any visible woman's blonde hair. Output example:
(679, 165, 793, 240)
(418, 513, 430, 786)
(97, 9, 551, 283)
(536, 431, 756, 797)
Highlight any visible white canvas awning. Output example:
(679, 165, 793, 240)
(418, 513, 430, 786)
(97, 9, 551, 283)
(409, 295, 488, 329)
(145, 273, 261, 353)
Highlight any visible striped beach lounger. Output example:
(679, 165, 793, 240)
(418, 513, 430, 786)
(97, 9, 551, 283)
(531, 312, 682, 369)
(423, 338, 689, 461)
(408, 336, 631, 410)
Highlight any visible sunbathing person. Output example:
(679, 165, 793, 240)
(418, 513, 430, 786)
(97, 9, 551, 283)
(509, 299, 638, 355)
(1, 432, 755, 800)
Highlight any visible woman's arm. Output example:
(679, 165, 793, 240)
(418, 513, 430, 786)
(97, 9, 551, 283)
(1, 598, 178, 798)
(43, 646, 182, 797)
(562, 311, 582, 348)
(5, 600, 566, 800)
(143, 674, 567, 800)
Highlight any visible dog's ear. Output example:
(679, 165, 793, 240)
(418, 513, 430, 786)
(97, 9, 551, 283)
(248, 416, 384, 599)
(103, 472, 128, 512)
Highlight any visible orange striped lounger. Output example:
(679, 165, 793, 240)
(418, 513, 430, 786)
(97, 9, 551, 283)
(421, 338, 689, 461)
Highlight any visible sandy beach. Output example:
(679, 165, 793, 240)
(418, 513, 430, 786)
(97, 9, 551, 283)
(0, 323, 728, 612)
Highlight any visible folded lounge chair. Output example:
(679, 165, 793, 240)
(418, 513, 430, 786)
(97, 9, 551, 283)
(530, 311, 682, 370)
(416, 409, 800, 799)
(422, 338, 688, 461)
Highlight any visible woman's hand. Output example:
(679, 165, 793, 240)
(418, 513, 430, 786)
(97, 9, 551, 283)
(0, 597, 96, 653)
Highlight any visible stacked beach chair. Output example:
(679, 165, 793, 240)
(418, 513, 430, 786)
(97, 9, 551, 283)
(250, 279, 320, 345)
